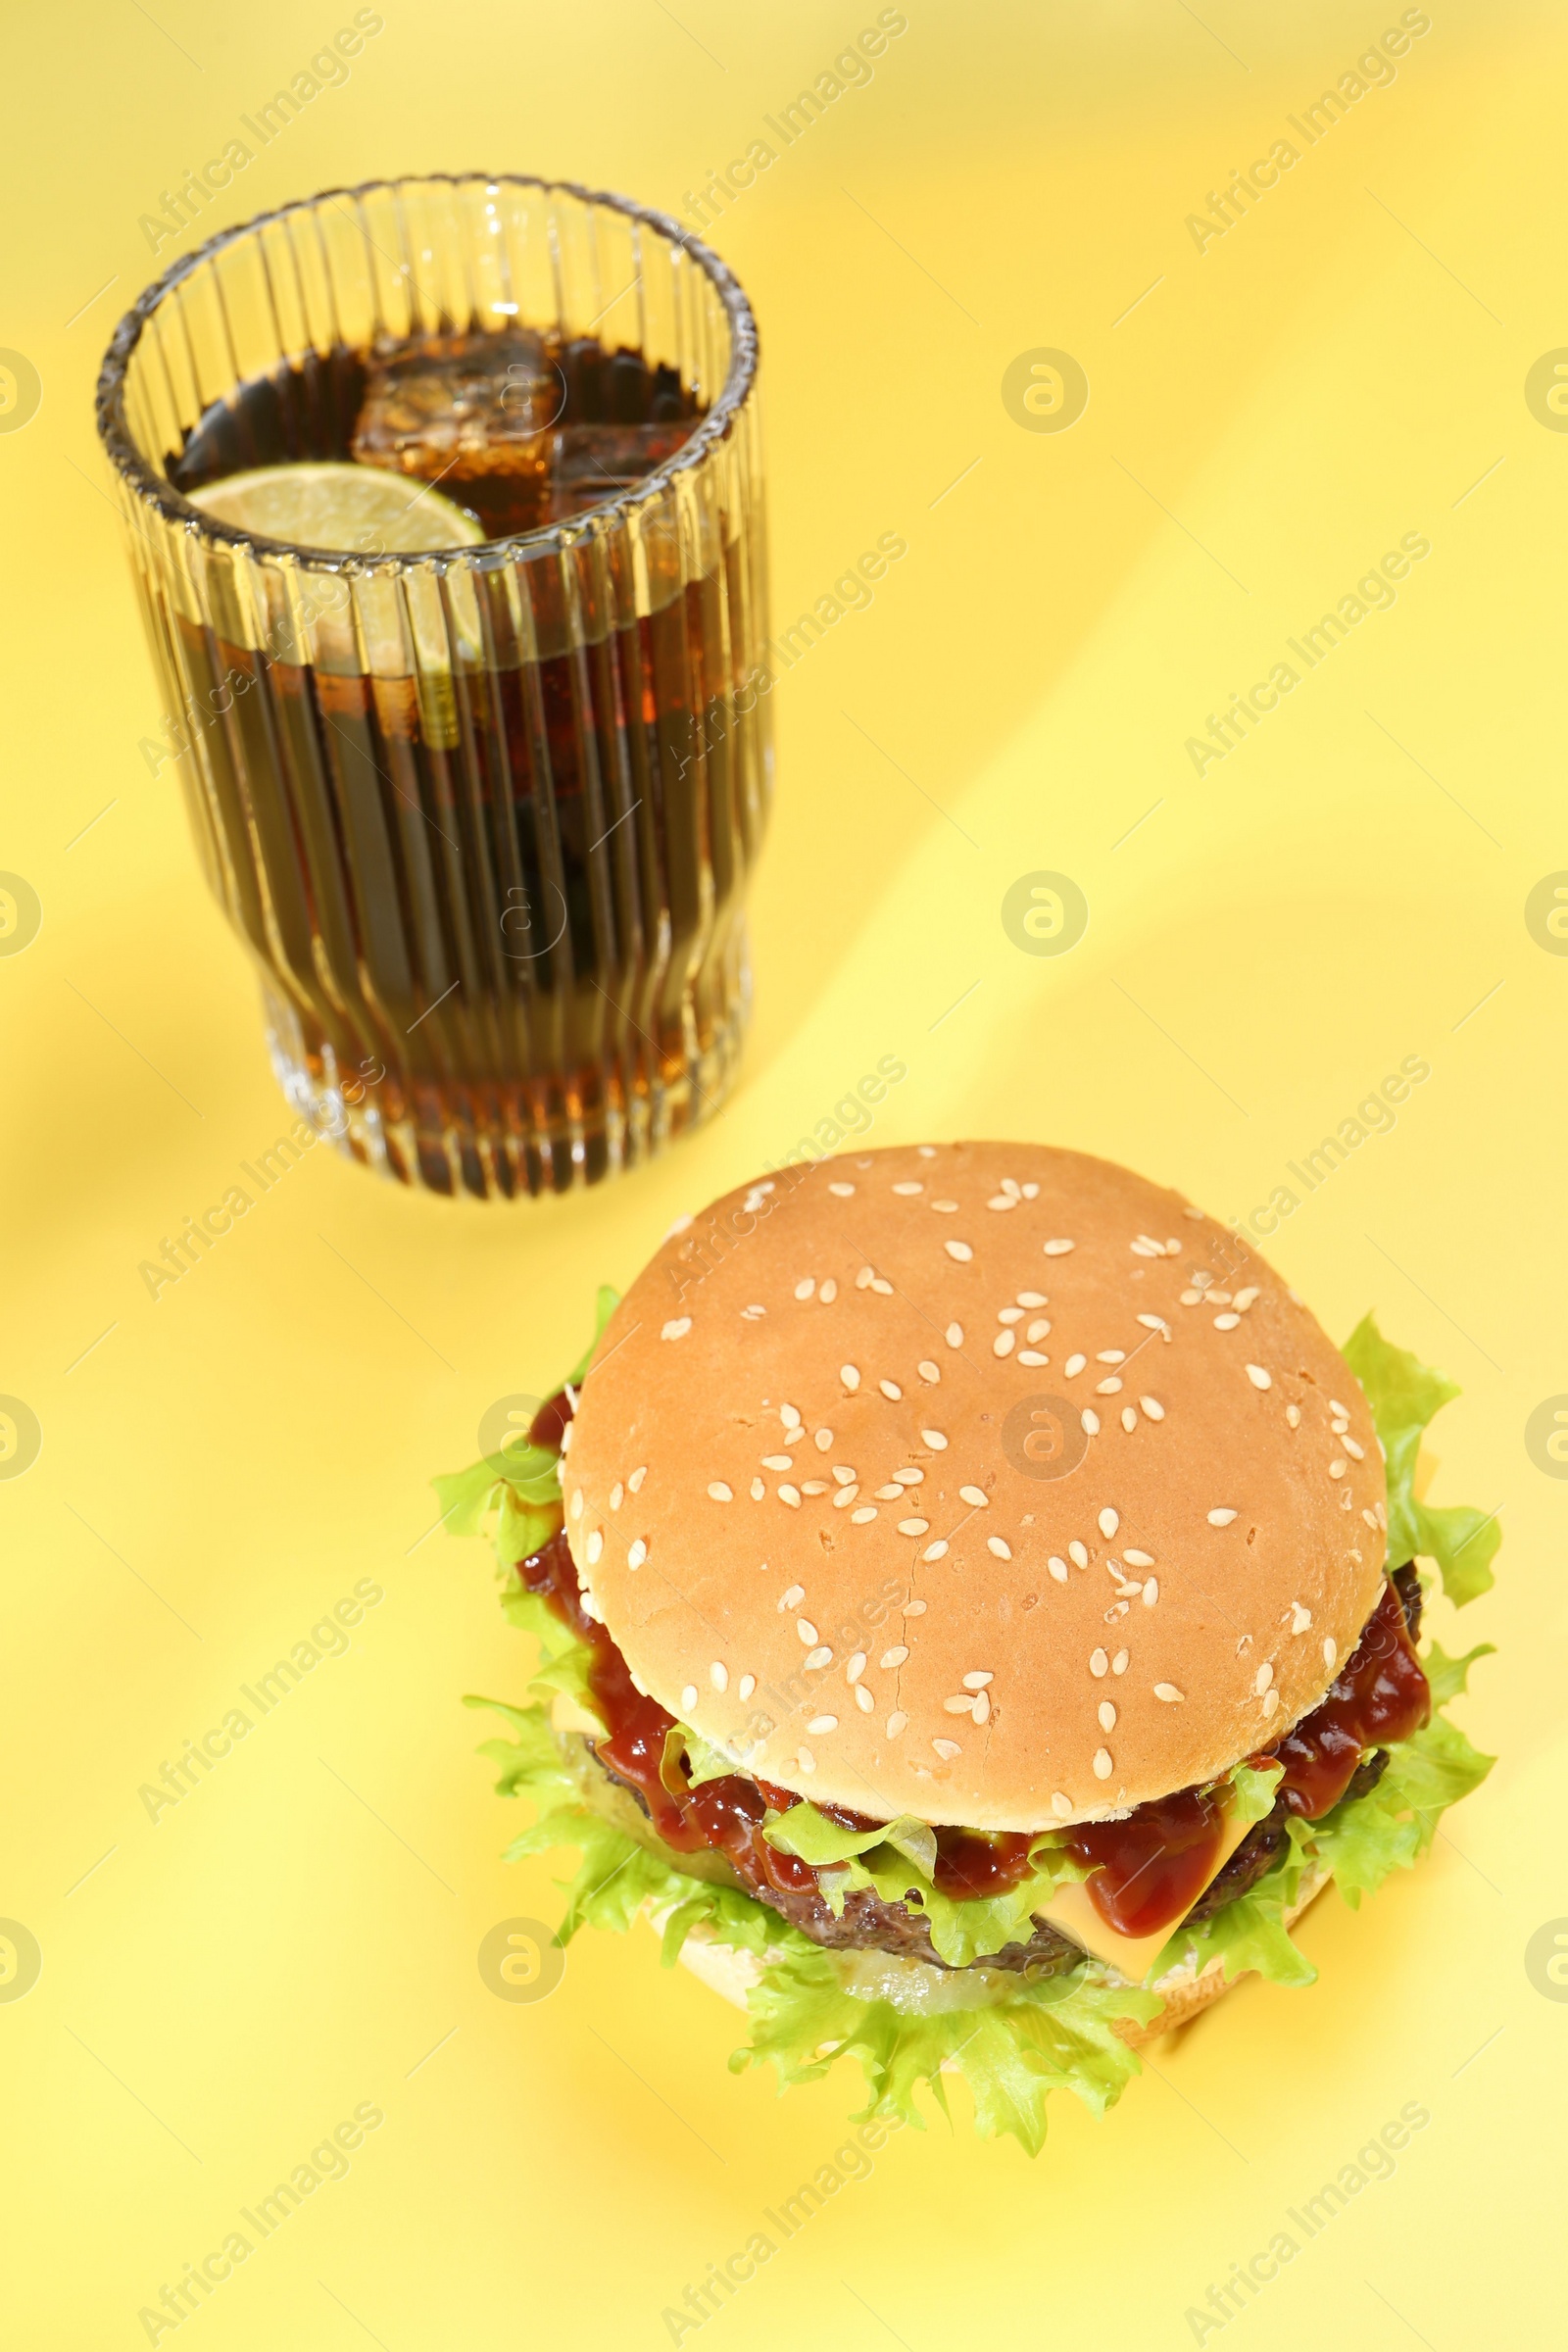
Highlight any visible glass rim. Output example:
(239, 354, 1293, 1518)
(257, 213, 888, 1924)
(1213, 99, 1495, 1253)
(94, 169, 760, 574)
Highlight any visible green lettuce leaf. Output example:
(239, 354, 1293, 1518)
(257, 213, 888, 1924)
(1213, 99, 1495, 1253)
(731, 1940, 1160, 2156)
(1343, 1312, 1499, 1604)
(1229, 1757, 1283, 1826)
(432, 1286, 620, 1571)
(1151, 1828, 1318, 1990)
(1305, 1709, 1494, 1909)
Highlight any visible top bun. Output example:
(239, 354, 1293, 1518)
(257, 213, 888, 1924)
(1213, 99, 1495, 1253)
(564, 1144, 1386, 1833)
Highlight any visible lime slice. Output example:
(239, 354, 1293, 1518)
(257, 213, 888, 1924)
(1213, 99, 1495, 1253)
(186, 461, 485, 555)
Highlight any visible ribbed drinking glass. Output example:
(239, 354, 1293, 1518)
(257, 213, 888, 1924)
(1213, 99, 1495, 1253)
(96, 173, 770, 1198)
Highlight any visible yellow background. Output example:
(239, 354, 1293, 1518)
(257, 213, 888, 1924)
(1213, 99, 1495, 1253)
(2, 2, 1561, 2343)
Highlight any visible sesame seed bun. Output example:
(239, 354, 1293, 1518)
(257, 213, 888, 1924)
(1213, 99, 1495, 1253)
(564, 1143, 1387, 1833)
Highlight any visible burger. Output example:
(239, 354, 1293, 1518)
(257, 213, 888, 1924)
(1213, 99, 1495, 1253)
(439, 1143, 1495, 2151)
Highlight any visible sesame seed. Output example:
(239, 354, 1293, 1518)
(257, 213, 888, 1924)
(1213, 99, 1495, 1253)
(1026, 1317, 1052, 1343)
(963, 1671, 994, 1690)
(586, 1530, 604, 1564)
(1291, 1604, 1312, 1634)
(841, 1364, 861, 1391)
(808, 1714, 838, 1734)
(1255, 1662, 1274, 1694)
(998, 1306, 1024, 1326)
(710, 1662, 728, 1691)
(739, 1674, 756, 1700)
(797, 1747, 816, 1773)
(750, 1478, 765, 1500)
(856, 1265, 874, 1290)
(1143, 1580, 1158, 1606)
(627, 1539, 648, 1570)
(828, 1182, 855, 1197)
(1181, 1290, 1202, 1305)
(629, 1466, 648, 1493)
(1140, 1396, 1165, 1421)
(1043, 1239, 1075, 1255)
(1246, 1364, 1272, 1390)
(797, 1619, 818, 1643)
(802, 1481, 828, 1496)
(741, 1304, 765, 1322)
(944, 1693, 976, 1714)
(708, 1482, 732, 1502)
(610, 1483, 624, 1511)
(945, 1322, 963, 1347)
(1096, 1377, 1123, 1395)
(855, 1686, 874, 1712)
(921, 1428, 948, 1450)
(779, 1484, 802, 1507)
(1130, 1239, 1160, 1258)
(1021, 1182, 1039, 1198)
(1112, 1648, 1128, 1675)
(569, 1491, 584, 1521)
(805, 1647, 832, 1671)
(895, 1467, 924, 1486)
(1098, 1350, 1126, 1365)
(1068, 1542, 1089, 1568)
(781, 1403, 802, 1428)
(932, 1199, 958, 1213)
(1324, 1637, 1338, 1668)
(1262, 1689, 1281, 1719)
(973, 1691, 992, 1724)
(881, 1645, 908, 1668)
(879, 1379, 904, 1400)
(987, 1194, 1016, 1211)
(871, 1278, 894, 1297)
(1019, 1351, 1050, 1367)
(1286, 1404, 1301, 1428)
(875, 1483, 904, 1500)
(1153, 1683, 1184, 1703)
(994, 1331, 1016, 1358)
(933, 1738, 961, 1761)
(814, 1428, 833, 1450)
(832, 1485, 859, 1508)
(662, 1317, 692, 1340)
(1121, 1407, 1137, 1432)
(1090, 1648, 1108, 1677)
(1330, 1397, 1348, 1417)
(945, 1241, 973, 1262)
(1093, 1748, 1113, 1778)
(1082, 1410, 1101, 1435)
(917, 1359, 940, 1383)
(1098, 1508, 1119, 1538)
(988, 1537, 1012, 1559)
(898, 1518, 931, 1537)
(1099, 1700, 1116, 1732)
(1329, 1459, 1347, 1480)
(959, 1486, 989, 1508)
(781, 1584, 805, 1608)
(1208, 1508, 1237, 1526)
(1213, 1313, 1241, 1331)
(1233, 1286, 1259, 1310)
(795, 1278, 815, 1301)
(887, 1711, 908, 1738)
(1064, 1353, 1087, 1379)
(851, 1506, 877, 1524)
(761, 1453, 793, 1471)
(1342, 1435, 1365, 1460)
(1048, 1556, 1068, 1583)
(846, 1652, 867, 1683)
(922, 1541, 950, 1561)
(681, 1685, 698, 1711)
(831, 1465, 857, 1485)
(1052, 1791, 1073, 1817)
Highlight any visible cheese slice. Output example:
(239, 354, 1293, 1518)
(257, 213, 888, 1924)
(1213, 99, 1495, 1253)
(1029, 1804, 1258, 1982)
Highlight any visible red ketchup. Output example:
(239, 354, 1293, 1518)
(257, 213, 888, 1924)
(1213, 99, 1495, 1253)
(515, 1509, 1430, 1950)
(1262, 1577, 1430, 1818)
(1065, 1577, 1431, 1938)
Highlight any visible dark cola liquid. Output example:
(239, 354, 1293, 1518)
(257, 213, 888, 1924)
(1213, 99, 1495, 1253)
(161, 333, 765, 1198)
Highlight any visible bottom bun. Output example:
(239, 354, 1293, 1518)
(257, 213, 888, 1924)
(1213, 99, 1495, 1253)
(653, 1871, 1331, 2049)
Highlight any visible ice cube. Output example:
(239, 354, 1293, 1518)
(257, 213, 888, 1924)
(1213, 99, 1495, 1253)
(351, 329, 565, 538)
(546, 420, 697, 521)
